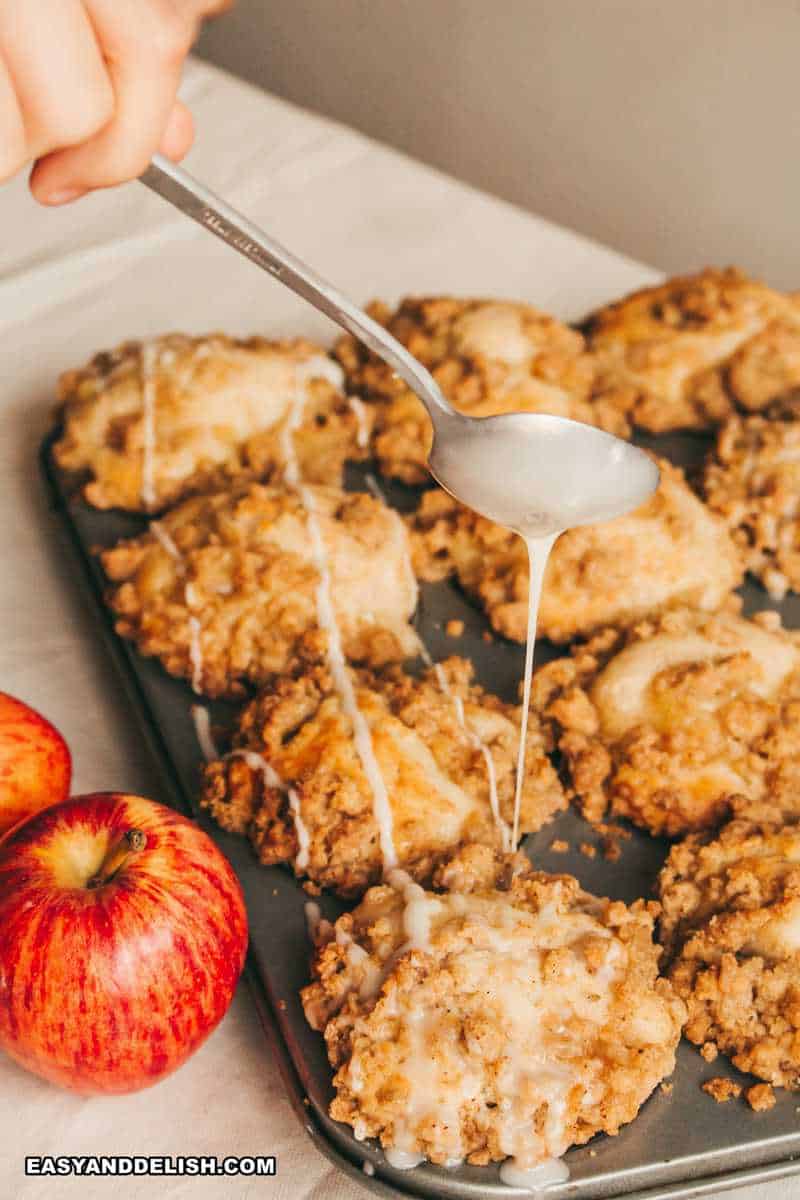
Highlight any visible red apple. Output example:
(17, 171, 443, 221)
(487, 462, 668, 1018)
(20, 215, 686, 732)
(0, 692, 71, 836)
(0, 792, 247, 1094)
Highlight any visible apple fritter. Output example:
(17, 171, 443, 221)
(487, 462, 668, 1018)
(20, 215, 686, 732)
(333, 296, 631, 483)
(200, 659, 565, 896)
(301, 844, 684, 1169)
(532, 608, 800, 835)
(101, 482, 419, 699)
(658, 816, 800, 1088)
(703, 405, 800, 601)
(53, 334, 371, 513)
(409, 458, 742, 644)
(583, 267, 800, 432)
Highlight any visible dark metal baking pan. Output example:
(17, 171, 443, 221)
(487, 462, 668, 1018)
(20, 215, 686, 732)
(40, 428, 800, 1199)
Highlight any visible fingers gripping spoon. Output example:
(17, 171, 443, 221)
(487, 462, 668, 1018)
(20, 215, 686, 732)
(140, 154, 659, 862)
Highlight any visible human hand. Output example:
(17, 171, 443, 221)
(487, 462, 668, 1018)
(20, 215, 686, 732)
(0, 0, 230, 205)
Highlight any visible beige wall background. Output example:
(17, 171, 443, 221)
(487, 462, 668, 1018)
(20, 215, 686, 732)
(197, 1, 800, 289)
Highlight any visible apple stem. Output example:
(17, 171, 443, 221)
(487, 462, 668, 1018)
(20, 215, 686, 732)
(87, 829, 146, 888)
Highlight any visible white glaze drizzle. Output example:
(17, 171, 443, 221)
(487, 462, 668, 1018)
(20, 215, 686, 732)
(348, 394, 370, 448)
(364, 472, 385, 501)
(150, 519, 182, 561)
(512, 534, 557, 850)
(280, 366, 397, 871)
(304, 900, 322, 940)
(368, 874, 618, 1178)
(140, 340, 159, 509)
(187, 613, 203, 695)
(498, 1156, 570, 1193)
(288, 789, 311, 869)
(190, 704, 218, 761)
(229, 748, 310, 871)
(149, 513, 208, 700)
(418, 644, 508, 851)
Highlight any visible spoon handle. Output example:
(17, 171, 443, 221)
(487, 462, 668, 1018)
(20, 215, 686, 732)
(140, 155, 457, 424)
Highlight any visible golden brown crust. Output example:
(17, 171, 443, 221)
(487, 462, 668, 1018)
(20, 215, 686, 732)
(301, 846, 685, 1168)
(53, 334, 371, 513)
(658, 817, 800, 1088)
(583, 268, 800, 432)
(408, 458, 742, 644)
(334, 296, 630, 483)
(101, 482, 419, 698)
(703, 404, 800, 600)
(200, 659, 565, 896)
(532, 608, 800, 835)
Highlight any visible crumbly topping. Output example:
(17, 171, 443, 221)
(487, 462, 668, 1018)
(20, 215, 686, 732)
(533, 608, 800, 835)
(54, 334, 368, 512)
(334, 296, 630, 484)
(301, 845, 684, 1168)
(583, 267, 800, 432)
(408, 458, 741, 644)
(703, 404, 800, 600)
(200, 659, 565, 896)
(102, 482, 419, 698)
(659, 815, 800, 1088)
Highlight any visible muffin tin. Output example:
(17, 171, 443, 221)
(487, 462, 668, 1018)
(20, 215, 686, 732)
(41, 427, 800, 1199)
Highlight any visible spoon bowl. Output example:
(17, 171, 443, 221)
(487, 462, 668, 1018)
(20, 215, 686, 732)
(428, 410, 660, 537)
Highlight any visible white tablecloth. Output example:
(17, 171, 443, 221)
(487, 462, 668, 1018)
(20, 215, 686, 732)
(0, 57, 788, 1200)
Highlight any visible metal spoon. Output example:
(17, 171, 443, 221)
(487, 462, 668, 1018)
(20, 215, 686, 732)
(141, 155, 658, 533)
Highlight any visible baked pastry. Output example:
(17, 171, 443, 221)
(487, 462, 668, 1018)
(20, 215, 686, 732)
(703, 404, 800, 600)
(533, 608, 800, 835)
(583, 267, 800, 431)
(200, 658, 565, 896)
(53, 334, 371, 512)
(302, 844, 685, 1169)
(101, 482, 419, 698)
(659, 815, 800, 1087)
(409, 458, 742, 644)
(334, 296, 630, 483)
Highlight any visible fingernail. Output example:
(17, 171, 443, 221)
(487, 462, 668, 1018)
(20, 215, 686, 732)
(42, 188, 85, 206)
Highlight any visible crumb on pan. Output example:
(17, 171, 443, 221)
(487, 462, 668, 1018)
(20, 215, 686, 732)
(702, 1077, 742, 1103)
(534, 607, 800, 836)
(746, 1083, 777, 1112)
(446, 619, 465, 638)
(407, 457, 742, 645)
(200, 658, 565, 897)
